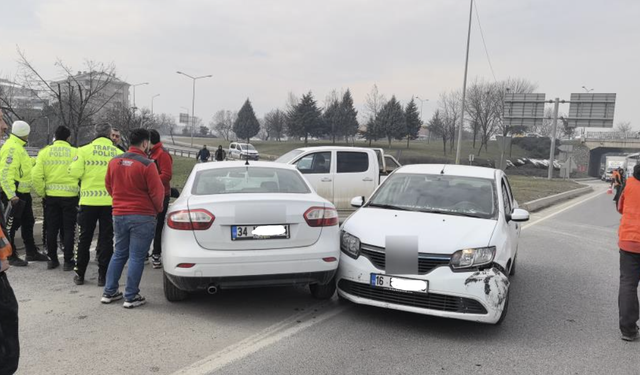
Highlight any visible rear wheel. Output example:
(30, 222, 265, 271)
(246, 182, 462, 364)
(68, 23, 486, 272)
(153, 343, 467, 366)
(163, 272, 188, 302)
(310, 276, 336, 300)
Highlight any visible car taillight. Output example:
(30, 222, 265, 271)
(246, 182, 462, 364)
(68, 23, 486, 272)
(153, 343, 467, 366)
(167, 209, 215, 230)
(304, 207, 338, 227)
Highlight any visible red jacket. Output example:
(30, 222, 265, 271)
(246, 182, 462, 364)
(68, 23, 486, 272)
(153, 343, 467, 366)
(149, 142, 173, 196)
(106, 147, 165, 217)
(618, 177, 640, 253)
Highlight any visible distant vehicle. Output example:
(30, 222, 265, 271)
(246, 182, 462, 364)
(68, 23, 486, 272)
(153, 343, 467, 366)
(274, 146, 401, 214)
(162, 161, 339, 301)
(625, 153, 640, 176)
(228, 142, 259, 161)
(524, 133, 543, 138)
(337, 164, 529, 324)
(602, 155, 627, 181)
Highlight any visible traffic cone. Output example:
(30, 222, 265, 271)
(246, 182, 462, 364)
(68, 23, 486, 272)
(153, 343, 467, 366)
(607, 187, 613, 195)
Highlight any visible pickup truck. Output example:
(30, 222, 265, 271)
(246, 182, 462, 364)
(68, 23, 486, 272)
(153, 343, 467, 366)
(274, 146, 401, 213)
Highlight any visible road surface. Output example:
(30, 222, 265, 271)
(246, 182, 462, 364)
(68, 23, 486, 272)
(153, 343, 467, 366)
(8, 181, 640, 375)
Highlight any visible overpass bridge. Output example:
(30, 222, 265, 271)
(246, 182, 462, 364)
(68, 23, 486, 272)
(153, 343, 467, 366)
(582, 132, 640, 176)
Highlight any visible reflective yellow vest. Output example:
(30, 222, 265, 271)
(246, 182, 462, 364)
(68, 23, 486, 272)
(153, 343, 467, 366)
(68, 137, 123, 206)
(0, 134, 34, 198)
(32, 140, 79, 198)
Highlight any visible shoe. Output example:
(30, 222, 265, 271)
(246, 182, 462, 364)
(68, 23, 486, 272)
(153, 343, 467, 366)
(101, 291, 123, 304)
(8, 255, 28, 267)
(151, 254, 162, 269)
(73, 275, 84, 285)
(144, 255, 150, 265)
(63, 262, 75, 272)
(47, 260, 60, 270)
(26, 252, 49, 262)
(98, 275, 105, 287)
(123, 295, 146, 309)
(622, 329, 640, 342)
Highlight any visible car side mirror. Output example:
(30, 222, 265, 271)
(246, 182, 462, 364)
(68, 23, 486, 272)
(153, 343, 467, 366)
(350, 196, 365, 208)
(509, 208, 530, 222)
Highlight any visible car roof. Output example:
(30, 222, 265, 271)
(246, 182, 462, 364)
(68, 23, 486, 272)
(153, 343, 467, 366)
(193, 161, 297, 172)
(295, 146, 375, 152)
(395, 164, 498, 179)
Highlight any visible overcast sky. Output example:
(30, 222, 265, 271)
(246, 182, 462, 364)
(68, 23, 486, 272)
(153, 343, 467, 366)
(1, 0, 638, 131)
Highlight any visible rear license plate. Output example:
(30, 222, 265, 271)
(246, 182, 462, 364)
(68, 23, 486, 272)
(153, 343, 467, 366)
(231, 225, 290, 241)
(370, 274, 428, 293)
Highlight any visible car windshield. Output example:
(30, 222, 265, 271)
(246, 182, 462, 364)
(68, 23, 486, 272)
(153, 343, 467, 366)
(275, 149, 303, 163)
(367, 173, 497, 219)
(192, 167, 310, 195)
(239, 144, 256, 151)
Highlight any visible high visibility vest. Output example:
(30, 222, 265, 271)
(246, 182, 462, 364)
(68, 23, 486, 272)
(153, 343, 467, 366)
(32, 140, 79, 198)
(620, 177, 640, 243)
(0, 134, 34, 198)
(68, 137, 123, 206)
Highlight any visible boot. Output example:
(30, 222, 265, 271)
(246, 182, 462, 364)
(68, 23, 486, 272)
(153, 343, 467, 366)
(8, 254, 28, 267)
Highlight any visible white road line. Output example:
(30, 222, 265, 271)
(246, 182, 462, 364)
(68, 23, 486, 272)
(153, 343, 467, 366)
(522, 189, 606, 231)
(173, 302, 348, 375)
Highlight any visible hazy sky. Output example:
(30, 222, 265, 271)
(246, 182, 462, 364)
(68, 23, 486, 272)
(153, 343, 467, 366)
(1, 0, 638, 131)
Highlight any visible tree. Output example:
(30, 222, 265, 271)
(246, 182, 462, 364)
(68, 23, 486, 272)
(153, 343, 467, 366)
(404, 97, 422, 148)
(495, 78, 538, 137)
(17, 49, 123, 145)
(616, 121, 633, 139)
(439, 90, 461, 153)
(211, 110, 237, 141)
(100, 104, 153, 148)
(199, 125, 210, 136)
(264, 109, 286, 141)
(375, 96, 406, 147)
(286, 91, 324, 144)
(323, 97, 341, 144)
(466, 80, 500, 154)
(233, 99, 260, 142)
(427, 110, 447, 155)
(363, 84, 387, 146)
(339, 89, 359, 142)
(154, 113, 177, 144)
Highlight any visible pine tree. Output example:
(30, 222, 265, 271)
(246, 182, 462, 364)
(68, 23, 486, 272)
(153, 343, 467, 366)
(323, 99, 341, 144)
(233, 99, 261, 142)
(286, 92, 324, 144)
(339, 89, 359, 142)
(375, 96, 406, 147)
(427, 110, 447, 155)
(404, 97, 422, 148)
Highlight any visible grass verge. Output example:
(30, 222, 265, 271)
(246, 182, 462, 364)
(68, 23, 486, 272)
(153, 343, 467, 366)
(508, 176, 584, 204)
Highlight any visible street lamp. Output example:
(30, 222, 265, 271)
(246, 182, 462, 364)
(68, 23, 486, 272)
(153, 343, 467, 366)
(131, 82, 149, 109)
(151, 94, 160, 115)
(176, 71, 212, 147)
(582, 86, 594, 93)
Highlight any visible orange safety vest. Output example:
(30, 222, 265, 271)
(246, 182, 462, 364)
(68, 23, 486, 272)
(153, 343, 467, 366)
(612, 170, 621, 186)
(619, 177, 640, 253)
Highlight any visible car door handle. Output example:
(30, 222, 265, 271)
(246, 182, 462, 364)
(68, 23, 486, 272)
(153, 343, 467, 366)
(363, 177, 373, 182)
(321, 178, 332, 182)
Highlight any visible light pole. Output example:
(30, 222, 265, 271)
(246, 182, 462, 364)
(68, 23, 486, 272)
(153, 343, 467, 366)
(455, 0, 474, 165)
(582, 86, 594, 93)
(151, 94, 160, 115)
(416, 96, 429, 143)
(131, 82, 149, 110)
(177, 71, 212, 147)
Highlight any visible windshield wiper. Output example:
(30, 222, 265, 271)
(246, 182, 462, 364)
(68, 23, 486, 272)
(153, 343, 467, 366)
(367, 203, 415, 211)
(419, 209, 486, 219)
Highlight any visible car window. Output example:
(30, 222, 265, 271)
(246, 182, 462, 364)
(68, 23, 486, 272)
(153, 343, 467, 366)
(368, 173, 497, 219)
(384, 155, 400, 172)
(230, 144, 236, 150)
(295, 152, 331, 174)
(275, 149, 303, 163)
(501, 179, 512, 215)
(337, 152, 369, 173)
(192, 167, 310, 195)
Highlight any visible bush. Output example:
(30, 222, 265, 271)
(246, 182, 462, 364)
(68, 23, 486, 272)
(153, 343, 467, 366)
(511, 137, 559, 159)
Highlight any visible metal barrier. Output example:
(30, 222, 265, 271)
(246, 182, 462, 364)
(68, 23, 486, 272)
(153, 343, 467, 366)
(585, 132, 640, 141)
(165, 147, 198, 159)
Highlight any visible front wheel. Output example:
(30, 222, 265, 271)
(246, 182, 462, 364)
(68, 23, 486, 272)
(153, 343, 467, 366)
(309, 277, 336, 300)
(163, 272, 189, 302)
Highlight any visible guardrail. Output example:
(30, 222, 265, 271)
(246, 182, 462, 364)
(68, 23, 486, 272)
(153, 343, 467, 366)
(585, 132, 640, 141)
(165, 147, 198, 159)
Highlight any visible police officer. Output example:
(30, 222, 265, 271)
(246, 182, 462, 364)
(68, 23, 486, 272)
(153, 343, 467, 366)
(32, 126, 79, 271)
(0, 120, 48, 265)
(69, 122, 123, 286)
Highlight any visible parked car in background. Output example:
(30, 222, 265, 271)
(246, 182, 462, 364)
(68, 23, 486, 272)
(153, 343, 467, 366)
(162, 161, 339, 301)
(274, 146, 401, 215)
(337, 164, 529, 324)
(228, 142, 260, 161)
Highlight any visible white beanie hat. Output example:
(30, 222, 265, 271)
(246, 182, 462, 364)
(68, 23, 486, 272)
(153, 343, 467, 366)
(12, 121, 31, 137)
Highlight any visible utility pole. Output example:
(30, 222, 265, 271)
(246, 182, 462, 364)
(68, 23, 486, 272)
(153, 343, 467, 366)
(455, 0, 474, 165)
(151, 94, 160, 115)
(177, 71, 212, 147)
(131, 82, 149, 110)
(547, 98, 561, 179)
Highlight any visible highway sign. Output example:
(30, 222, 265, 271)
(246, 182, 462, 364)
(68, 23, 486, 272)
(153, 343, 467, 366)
(503, 93, 546, 128)
(179, 113, 190, 124)
(567, 93, 616, 128)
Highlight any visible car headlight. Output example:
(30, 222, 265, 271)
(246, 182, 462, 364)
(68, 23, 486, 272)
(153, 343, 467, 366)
(450, 246, 496, 270)
(340, 231, 360, 259)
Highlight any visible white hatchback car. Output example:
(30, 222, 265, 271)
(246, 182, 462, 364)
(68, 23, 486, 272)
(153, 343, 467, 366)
(162, 161, 339, 301)
(337, 164, 529, 324)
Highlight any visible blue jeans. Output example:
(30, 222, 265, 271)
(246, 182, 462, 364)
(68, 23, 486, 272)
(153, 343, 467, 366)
(104, 215, 156, 301)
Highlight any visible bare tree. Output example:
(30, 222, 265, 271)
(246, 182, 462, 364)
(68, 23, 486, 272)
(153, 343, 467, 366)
(466, 80, 501, 154)
(17, 49, 123, 145)
(616, 121, 633, 139)
(211, 110, 237, 141)
(264, 109, 286, 141)
(100, 104, 153, 148)
(363, 84, 387, 146)
(439, 90, 461, 153)
(154, 113, 177, 144)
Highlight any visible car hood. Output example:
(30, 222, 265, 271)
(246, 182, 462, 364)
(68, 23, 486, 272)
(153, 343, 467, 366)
(342, 207, 498, 254)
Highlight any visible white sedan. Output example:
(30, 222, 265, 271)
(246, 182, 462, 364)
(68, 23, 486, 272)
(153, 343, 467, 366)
(337, 164, 529, 324)
(162, 161, 339, 301)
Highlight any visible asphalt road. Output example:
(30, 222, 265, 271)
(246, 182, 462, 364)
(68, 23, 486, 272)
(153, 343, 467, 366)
(8, 181, 640, 375)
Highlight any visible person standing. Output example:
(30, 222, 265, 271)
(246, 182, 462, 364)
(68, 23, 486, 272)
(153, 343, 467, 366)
(616, 163, 640, 342)
(110, 128, 126, 152)
(32, 126, 79, 271)
(196, 145, 210, 163)
(0, 120, 47, 266)
(148, 129, 172, 269)
(101, 129, 164, 308)
(69, 123, 123, 286)
(0, 108, 20, 374)
(214, 145, 226, 162)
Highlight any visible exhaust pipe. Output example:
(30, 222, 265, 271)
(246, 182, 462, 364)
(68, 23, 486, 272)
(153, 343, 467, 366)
(206, 285, 218, 295)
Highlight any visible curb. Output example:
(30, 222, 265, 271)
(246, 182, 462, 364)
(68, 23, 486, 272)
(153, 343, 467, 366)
(521, 185, 594, 212)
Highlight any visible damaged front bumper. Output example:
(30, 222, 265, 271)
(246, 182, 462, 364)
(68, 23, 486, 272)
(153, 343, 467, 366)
(337, 254, 510, 324)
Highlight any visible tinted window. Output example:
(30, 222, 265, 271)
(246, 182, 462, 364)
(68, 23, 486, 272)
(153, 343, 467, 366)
(192, 167, 310, 195)
(230, 144, 236, 149)
(295, 152, 331, 174)
(337, 152, 369, 173)
(501, 178, 513, 215)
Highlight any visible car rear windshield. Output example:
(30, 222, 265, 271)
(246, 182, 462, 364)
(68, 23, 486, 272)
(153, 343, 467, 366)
(192, 167, 310, 195)
(368, 173, 497, 219)
(274, 149, 303, 163)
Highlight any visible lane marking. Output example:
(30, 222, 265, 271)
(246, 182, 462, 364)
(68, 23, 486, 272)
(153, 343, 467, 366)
(522, 189, 606, 231)
(173, 301, 348, 375)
